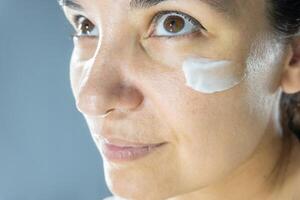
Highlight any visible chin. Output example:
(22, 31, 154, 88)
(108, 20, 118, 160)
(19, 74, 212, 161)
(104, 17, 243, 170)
(106, 179, 170, 200)
(103, 164, 179, 200)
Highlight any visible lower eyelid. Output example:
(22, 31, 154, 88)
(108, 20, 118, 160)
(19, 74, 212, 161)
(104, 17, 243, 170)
(73, 35, 99, 41)
(151, 30, 203, 40)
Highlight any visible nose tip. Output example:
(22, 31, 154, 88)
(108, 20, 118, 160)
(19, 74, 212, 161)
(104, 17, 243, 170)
(76, 95, 113, 116)
(75, 84, 144, 117)
(73, 33, 145, 117)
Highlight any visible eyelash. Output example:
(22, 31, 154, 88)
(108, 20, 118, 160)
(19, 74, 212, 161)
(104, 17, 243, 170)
(149, 10, 206, 39)
(71, 10, 206, 39)
(70, 15, 95, 38)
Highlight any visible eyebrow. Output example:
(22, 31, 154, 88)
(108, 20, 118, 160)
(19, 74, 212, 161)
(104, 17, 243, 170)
(58, 0, 83, 11)
(59, 0, 236, 16)
(131, 0, 234, 14)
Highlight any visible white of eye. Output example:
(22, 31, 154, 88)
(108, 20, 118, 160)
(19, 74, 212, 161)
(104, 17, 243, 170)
(152, 12, 202, 37)
(83, 26, 99, 36)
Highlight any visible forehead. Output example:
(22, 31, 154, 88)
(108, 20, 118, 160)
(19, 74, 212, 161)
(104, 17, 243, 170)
(60, 0, 242, 16)
(129, 0, 234, 10)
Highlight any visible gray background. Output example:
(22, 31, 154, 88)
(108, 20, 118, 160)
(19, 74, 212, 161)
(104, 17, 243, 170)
(0, 0, 112, 199)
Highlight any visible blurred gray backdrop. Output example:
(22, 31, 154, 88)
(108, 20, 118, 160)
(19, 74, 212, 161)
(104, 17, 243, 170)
(0, 0, 112, 199)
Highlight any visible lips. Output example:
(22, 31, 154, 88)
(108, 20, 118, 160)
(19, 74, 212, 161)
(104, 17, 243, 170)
(103, 137, 163, 147)
(100, 138, 167, 162)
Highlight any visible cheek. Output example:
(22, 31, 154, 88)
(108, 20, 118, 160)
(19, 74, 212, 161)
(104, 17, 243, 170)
(73, 37, 98, 59)
(69, 54, 84, 98)
(142, 37, 212, 70)
(69, 66, 78, 99)
(153, 71, 269, 187)
(69, 38, 98, 97)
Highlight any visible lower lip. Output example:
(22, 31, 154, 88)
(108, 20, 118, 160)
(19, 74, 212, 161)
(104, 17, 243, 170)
(101, 142, 167, 162)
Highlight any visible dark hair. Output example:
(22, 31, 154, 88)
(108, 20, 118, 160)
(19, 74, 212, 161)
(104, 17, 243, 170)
(268, 0, 300, 140)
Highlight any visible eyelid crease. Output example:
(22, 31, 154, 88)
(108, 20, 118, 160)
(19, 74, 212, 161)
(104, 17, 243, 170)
(152, 10, 200, 26)
(73, 15, 84, 26)
(149, 10, 207, 39)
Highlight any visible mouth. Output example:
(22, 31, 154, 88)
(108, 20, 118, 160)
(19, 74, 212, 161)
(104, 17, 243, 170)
(100, 138, 167, 162)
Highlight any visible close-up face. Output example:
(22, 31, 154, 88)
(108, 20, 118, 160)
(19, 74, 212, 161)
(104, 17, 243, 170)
(61, 0, 292, 199)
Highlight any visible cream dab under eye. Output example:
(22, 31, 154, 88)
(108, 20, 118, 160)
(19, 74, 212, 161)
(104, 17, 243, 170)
(182, 57, 246, 94)
(150, 11, 206, 38)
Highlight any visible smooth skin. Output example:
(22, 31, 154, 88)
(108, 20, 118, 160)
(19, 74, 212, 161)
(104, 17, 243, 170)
(61, 0, 300, 199)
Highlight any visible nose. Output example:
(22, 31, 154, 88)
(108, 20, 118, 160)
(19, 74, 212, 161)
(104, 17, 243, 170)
(75, 46, 144, 117)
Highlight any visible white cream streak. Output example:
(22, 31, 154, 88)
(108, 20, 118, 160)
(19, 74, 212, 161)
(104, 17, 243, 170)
(182, 57, 246, 94)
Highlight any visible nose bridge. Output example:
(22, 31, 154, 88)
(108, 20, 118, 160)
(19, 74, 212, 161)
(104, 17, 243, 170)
(75, 25, 144, 116)
(98, 6, 137, 57)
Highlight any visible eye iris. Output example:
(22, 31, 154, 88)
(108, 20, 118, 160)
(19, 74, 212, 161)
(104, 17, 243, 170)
(79, 19, 94, 34)
(163, 16, 185, 33)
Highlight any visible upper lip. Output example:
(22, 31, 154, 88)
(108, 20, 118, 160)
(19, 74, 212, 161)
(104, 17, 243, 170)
(94, 123, 167, 147)
(101, 137, 166, 147)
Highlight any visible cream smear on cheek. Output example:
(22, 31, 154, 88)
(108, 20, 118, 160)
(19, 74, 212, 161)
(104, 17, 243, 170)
(182, 57, 246, 94)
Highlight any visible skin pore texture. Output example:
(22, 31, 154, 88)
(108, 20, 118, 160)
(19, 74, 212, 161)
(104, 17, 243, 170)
(60, 0, 300, 199)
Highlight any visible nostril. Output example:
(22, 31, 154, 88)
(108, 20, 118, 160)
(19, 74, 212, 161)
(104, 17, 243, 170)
(105, 108, 115, 114)
(99, 108, 115, 118)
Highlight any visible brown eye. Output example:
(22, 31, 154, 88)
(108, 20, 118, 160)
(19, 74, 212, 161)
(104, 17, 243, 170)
(74, 16, 99, 37)
(78, 17, 94, 34)
(163, 16, 185, 33)
(151, 11, 204, 38)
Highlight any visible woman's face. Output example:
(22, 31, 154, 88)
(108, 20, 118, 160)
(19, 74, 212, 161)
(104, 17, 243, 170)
(62, 0, 289, 199)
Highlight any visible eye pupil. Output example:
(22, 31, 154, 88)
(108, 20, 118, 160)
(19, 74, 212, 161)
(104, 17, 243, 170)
(79, 19, 94, 34)
(163, 16, 185, 33)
